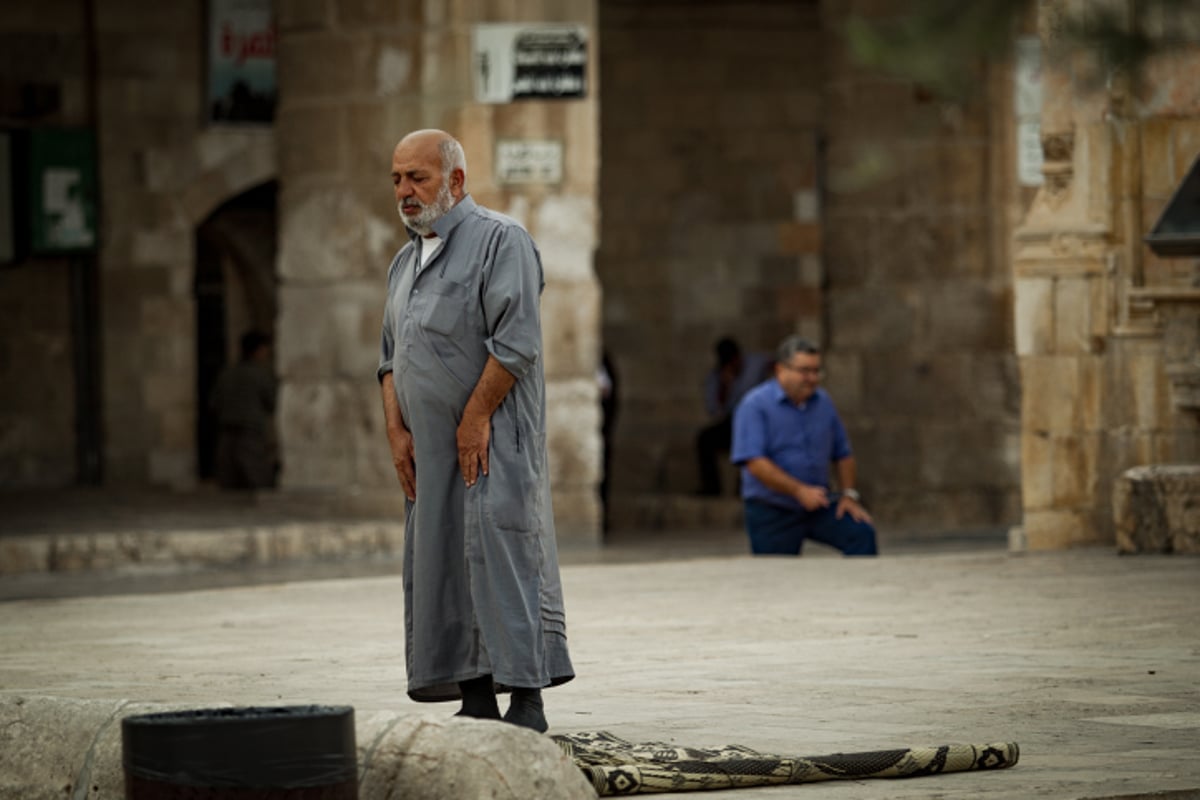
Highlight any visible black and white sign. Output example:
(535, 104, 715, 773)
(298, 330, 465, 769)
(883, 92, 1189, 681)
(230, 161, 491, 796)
(473, 24, 587, 104)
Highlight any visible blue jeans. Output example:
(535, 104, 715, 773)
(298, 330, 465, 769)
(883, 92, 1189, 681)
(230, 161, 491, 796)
(744, 498, 878, 556)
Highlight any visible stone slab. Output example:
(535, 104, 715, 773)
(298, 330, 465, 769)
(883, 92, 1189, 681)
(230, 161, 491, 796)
(1, 548, 1199, 798)
(1114, 463, 1200, 554)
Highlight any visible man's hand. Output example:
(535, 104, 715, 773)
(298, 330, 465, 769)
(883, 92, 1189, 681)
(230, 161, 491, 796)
(795, 483, 829, 511)
(457, 411, 491, 487)
(837, 495, 873, 524)
(389, 427, 416, 501)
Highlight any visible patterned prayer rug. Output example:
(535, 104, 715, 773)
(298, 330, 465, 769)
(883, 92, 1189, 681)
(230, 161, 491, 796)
(552, 731, 1019, 795)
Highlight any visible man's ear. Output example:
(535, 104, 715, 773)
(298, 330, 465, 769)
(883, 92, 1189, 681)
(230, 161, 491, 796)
(450, 167, 466, 197)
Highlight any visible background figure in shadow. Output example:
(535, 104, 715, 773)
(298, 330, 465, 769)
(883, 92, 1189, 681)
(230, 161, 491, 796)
(598, 350, 618, 530)
(696, 337, 773, 496)
(210, 330, 278, 490)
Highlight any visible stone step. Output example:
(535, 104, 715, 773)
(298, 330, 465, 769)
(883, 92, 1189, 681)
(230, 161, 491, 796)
(606, 492, 744, 532)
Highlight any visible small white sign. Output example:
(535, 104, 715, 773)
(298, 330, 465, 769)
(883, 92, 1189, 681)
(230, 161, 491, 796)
(1014, 36, 1042, 118)
(1017, 121, 1044, 187)
(1014, 36, 1044, 187)
(496, 140, 563, 184)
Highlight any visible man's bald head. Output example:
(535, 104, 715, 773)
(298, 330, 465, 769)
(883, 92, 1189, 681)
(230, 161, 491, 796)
(394, 129, 467, 186)
(391, 129, 467, 235)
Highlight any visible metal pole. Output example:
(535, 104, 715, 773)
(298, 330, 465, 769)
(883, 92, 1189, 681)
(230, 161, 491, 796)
(69, 254, 101, 484)
(73, 0, 103, 484)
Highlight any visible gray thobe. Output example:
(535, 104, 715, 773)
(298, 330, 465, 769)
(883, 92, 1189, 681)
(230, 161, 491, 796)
(378, 195, 574, 702)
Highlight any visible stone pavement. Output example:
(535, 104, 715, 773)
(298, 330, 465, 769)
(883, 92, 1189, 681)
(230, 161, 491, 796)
(1, 491, 1199, 798)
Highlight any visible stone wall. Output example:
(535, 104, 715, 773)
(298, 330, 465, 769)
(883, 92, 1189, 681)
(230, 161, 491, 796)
(0, 261, 76, 486)
(11, 0, 1196, 555)
(2, 0, 279, 491)
(0, 1, 88, 487)
(598, 0, 826, 506)
(84, 1, 277, 489)
(1013, 0, 1200, 549)
(821, 1, 1023, 532)
(273, 0, 602, 541)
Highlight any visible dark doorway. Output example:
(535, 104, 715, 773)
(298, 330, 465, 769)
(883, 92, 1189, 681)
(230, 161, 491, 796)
(194, 181, 278, 481)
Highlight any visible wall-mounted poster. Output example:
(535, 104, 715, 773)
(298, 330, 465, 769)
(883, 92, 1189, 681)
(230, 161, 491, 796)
(208, 0, 276, 123)
(473, 24, 587, 104)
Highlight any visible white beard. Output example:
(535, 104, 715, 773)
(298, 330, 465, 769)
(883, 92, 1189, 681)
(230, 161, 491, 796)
(399, 182, 455, 236)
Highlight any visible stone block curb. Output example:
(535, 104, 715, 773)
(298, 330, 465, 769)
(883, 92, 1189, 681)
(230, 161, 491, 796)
(0, 521, 405, 577)
(0, 695, 595, 800)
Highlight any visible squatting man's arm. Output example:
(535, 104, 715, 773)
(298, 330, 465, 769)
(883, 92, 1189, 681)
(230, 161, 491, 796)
(380, 372, 416, 501)
(458, 355, 517, 487)
(744, 455, 870, 522)
(745, 457, 830, 511)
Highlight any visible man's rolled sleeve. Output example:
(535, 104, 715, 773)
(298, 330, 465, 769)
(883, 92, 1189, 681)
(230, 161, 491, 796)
(730, 395, 767, 466)
(831, 413, 852, 461)
(377, 293, 394, 383)
(482, 226, 544, 380)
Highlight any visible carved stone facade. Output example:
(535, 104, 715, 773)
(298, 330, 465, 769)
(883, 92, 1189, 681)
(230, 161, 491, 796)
(1012, 0, 1200, 549)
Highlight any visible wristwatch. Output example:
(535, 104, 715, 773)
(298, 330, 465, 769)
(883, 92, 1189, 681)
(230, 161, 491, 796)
(843, 488, 861, 502)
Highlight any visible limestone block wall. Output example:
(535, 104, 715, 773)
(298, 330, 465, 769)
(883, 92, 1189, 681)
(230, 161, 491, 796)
(820, 1, 1022, 531)
(92, 2, 279, 489)
(0, 1, 87, 486)
(598, 0, 826, 503)
(0, 262, 76, 486)
(1013, 1, 1200, 549)
(1, 1, 278, 491)
(274, 1, 601, 541)
(90, 2, 203, 487)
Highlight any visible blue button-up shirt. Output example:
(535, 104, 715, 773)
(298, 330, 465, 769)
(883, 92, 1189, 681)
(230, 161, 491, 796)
(731, 380, 852, 511)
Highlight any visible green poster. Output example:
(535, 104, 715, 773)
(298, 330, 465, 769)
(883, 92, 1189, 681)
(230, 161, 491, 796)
(30, 129, 97, 254)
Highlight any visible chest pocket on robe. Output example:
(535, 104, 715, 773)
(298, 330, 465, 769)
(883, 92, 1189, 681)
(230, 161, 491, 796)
(420, 278, 472, 338)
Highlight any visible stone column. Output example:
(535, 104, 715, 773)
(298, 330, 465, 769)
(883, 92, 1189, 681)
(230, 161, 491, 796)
(1011, 0, 1117, 549)
(1012, 0, 1200, 549)
(274, 2, 601, 544)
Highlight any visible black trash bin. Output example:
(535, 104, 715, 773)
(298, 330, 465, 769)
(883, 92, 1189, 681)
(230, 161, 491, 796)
(122, 705, 357, 799)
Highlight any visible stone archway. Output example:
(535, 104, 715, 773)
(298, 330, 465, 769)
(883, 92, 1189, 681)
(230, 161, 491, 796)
(103, 130, 278, 488)
(178, 133, 277, 483)
(175, 130, 276, 229)
(194, 181, 279, 481)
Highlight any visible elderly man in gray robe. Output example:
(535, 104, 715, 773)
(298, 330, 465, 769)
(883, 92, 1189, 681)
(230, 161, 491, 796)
(377, 129, 574, 733)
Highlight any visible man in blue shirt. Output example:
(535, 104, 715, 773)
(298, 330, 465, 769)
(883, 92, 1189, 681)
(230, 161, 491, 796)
(731, 336, 878, 556)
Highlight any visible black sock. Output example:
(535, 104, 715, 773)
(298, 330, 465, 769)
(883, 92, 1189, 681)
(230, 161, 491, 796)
(455, 674, 500, 720)
(503, 687, 548, 733)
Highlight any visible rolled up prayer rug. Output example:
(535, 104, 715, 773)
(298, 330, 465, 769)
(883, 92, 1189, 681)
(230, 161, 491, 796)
(552, 731, 1019, 796)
